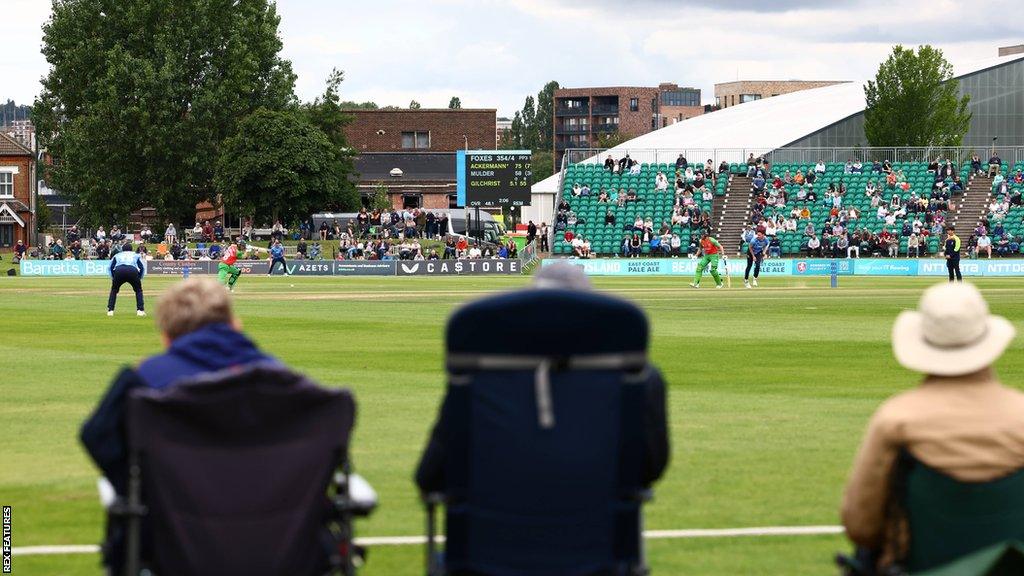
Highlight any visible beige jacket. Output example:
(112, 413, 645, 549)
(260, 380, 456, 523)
(841, 368, 1024, 560)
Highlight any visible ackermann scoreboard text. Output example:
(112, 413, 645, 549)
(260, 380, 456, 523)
(456, 149, 532, 207)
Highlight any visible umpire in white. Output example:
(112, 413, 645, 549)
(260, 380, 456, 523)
(107, 243, 147, 317)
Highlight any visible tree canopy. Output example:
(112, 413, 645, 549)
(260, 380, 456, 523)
(215, 108, 352, 224)
(33, 0, 296, 226)
(448, 96, 462, 109)
(863, 45, 971, 147)
(498, 81, 560, 183)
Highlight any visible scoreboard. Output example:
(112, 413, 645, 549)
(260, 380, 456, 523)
(456, 149, 532, 207)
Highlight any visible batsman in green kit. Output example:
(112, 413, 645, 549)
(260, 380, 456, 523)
(690, 231, 725, 289)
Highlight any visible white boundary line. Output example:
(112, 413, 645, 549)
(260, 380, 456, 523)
(12, 525, 844, 556)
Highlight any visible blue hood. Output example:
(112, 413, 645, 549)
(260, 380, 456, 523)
(137, 323, 278, 390)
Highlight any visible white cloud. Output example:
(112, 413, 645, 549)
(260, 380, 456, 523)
(1, 0, 1017, 117)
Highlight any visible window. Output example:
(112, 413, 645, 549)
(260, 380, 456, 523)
(448, 194, 459, 209)
(740, 94, 762, 103)
(715, 96, 721, 108)
(0, 224, 12, 247)
(0, 172, 12, 197)
(662, 90, 701, 107)
(401, 131, 430, 149)
(629, 98, 639, 112)
(402, 193, 422, 209)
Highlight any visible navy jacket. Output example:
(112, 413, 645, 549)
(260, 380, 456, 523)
(80, 323, 279, 493)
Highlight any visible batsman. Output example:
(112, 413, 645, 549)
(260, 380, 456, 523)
(218, 237, 244, 292)
(689, 230, 725, 289)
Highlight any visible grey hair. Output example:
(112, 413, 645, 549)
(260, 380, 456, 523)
(532, 262, 592, 291)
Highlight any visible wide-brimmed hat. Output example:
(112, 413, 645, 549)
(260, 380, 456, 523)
(893, 283, 1015, 376)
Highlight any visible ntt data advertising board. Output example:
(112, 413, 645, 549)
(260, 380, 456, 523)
(456, 150, 532, 208)
(543, 258, 1024, 277)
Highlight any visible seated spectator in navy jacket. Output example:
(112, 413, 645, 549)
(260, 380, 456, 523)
(81, 278, 280, 495)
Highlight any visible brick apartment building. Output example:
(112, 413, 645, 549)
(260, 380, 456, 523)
(0, 132, 34, 248)
(714, 80, 848, 109)
(553, 83, 702, 165)
(344, 108, 497, 210)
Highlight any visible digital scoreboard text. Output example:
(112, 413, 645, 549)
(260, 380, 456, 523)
(457, 150, 532, 207)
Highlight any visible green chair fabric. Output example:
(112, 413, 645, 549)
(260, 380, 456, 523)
(902, 454, 1024, 573)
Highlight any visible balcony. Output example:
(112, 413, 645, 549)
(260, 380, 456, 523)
(591, 104, 619, 115)
(555, 125, 589, 135)
(555, 106, 589, 116)
(592, 124, 619, 133)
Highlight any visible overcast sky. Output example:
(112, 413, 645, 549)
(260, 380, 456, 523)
(3, 0, 1020, 117)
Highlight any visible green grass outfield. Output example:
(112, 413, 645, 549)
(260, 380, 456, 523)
(3, 274, 1023, 575)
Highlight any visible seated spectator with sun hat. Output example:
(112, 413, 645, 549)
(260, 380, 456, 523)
(841, 283, 1022, 573)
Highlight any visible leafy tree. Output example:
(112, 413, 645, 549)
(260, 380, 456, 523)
(33, 0, 296, 227)
(596, 131, 630, 149)
(520, 96, 537, 150)
(215, 108, 355, 225)
(300, 69, 358, 207)
(864, 45, 971, 147)
(340, 101, 379, 110)
(409, 100, 422, 109)
(448, 96, 462, 109)
(35, 196, 52, 234)
(534, 81, 559, 152)
(368, 182, 392, 210)
(530, 151, 555, 183)
(499, 111, 524, 150)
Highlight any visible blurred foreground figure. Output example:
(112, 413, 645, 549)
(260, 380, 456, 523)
(81, 279, 373, 575)
(416, 262, 669, 575)
(840, 282, 1024, 575)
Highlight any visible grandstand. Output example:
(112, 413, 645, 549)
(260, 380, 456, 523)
(552, 158, 1022, 257)
(531, 50, 1024, 255)
(553, 162, 725, 256)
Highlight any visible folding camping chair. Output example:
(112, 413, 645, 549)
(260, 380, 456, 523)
(111, 365, 375, 576)
(838, 450, 1024, 575)
(420, 288, 668, 576)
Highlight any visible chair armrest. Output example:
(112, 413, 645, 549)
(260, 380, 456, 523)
(97, 477, 117, 510)
(633, 488, 654, 503)
(332, 471, 378, 518)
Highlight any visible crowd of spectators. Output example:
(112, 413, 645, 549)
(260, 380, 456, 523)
(559, 153, 721, 259)
(740, 154, 995, 259)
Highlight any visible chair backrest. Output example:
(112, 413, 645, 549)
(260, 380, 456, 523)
(127, 365, 355, 576)
(442, 288, 653, 575)
(902, 452, 1024, 572)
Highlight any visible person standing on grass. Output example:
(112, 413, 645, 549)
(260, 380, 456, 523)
(690, 231, 724, 289)
(219, 237, 244, 292)
(107, 243, 147, 317)
(744, 230, 769, 289)
(267, 239, 290, 276)
(944, 227, 962, 282)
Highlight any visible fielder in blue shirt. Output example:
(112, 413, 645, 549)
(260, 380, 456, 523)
(745, 230, 771, 288)
(267, 239, 291, 276)
(108, 243, 147, 316)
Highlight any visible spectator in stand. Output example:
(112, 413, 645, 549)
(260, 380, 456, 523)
(906, 232, 921, 258)
(841, 283, 1020, 575)
(618, 154, 633, 173)
(191, 221, 202, 240)
(974, 233, 994, 259)
(14, 239, 26, 261)
(604, 156, 615, 171)
(988, 152, 1002, 177)
(271, 220, 285, 242)
(677, 154, 688, 170)
(970, 153, 983, 176)
(211, 221, 222, 242)
(605, 210, 616, 227)
(140, 225, 152, 243)
(629, 234, 641, 257)
(806, 235, 821, 257)
(50, 239, 66, 260)
(745, 153, 757, 176)
(540, 223, 549, 252)
(95, 226, 107, 243)
(718, 160, 729, 175)
(655, 171, 669, 191)
(201, 220, 213, 242)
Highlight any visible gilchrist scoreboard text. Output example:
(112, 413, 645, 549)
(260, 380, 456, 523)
(456, 150, 532, 207)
